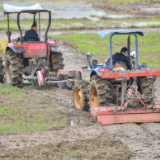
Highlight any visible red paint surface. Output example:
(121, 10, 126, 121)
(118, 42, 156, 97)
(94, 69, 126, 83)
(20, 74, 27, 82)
(91, 106, 160, 125)
(100, 69, 160, 80)
(37, 71, 44, 86)
(24, 43, 47, 58)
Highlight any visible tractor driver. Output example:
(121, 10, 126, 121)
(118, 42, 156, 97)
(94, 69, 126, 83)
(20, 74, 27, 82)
(24, 21, 40, 42)
(112, 47, 131, 70)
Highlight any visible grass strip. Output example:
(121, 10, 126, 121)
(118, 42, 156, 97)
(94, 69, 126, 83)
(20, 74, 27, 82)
(0, 85, 67, 133)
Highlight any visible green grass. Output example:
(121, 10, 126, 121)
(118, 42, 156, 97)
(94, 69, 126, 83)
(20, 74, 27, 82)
(0, 85, 67, 133)
(49, 32, 160, 68)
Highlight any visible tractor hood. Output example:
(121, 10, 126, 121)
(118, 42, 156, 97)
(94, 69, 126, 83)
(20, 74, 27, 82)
(4, 3, 51, 14)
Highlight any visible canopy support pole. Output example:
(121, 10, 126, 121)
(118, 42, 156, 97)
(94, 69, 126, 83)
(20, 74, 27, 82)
(17, 13, 22, 42)
(127, 35, 131, 63)
(7, 14, 10, 43)
(39, 12, 40, 41)
(45, 12, 51, 42)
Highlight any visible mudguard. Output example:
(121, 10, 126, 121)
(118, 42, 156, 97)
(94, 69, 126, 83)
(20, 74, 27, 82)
(90, 66, 109, 78)
(50, 45, 61, 52)
(6, 43, 25, 54)
(48, 41, 61, 52)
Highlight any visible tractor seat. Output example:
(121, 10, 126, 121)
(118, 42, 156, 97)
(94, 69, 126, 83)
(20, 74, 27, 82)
(113, 61, 127, 71)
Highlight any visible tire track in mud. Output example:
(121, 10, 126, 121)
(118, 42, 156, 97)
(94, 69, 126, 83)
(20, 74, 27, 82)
(0, 125, 103, 150)
(103, 122, 160, 160)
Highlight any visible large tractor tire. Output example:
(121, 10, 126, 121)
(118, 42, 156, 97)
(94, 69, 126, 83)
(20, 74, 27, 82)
(89, 75, 112, 108)
(139, 77, 155, 104)
(51, 52, 64, 73)
(0, 57, 4, 83)
(73, 80, 89, 111)
(5, 50, 23, 87)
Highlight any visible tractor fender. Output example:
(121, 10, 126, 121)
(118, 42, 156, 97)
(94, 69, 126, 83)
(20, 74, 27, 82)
(6, 44, 25, 54)
(48, 42, 61, 52)
(90, 68, 101, 78)
(50, 45, 61, 52)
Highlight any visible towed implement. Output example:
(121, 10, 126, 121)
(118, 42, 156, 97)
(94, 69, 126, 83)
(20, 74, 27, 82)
(73, 30, 160, 125)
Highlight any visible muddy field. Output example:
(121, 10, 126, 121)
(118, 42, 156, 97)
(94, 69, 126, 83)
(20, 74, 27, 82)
(0, 36, 160, 159)
(94, 0, 160, 17)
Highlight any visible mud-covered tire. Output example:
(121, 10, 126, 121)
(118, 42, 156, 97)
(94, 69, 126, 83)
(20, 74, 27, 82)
(89, 75, 112, 108)
(4, 50, 23, 87)
(73, 80, 89, 111)
(139, 77, 155, 104)
(0, 57, 4, 83)
(51, 52, 64, 73)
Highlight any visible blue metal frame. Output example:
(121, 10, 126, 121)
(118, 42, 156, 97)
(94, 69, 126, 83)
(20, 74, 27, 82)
(109, 33, 139, 69)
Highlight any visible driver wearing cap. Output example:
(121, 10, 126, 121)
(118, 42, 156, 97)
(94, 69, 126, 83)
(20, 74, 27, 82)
(24, 21, 40, 42)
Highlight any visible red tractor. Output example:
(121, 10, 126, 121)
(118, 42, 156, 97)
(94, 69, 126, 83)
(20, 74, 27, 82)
(1, 4, 64, 87)
(73, 30, 160, 125)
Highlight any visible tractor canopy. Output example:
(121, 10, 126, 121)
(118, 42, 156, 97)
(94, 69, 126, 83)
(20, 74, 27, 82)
(3, 3, 51, 43)
(97, 30, 144, 68)
(97, 30, 143, 39)
(4, 3, 51, 14)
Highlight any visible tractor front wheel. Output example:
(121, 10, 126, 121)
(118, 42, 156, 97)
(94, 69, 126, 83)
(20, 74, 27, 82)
(5, 50, 23, 87)
(73, 80, 89, 111)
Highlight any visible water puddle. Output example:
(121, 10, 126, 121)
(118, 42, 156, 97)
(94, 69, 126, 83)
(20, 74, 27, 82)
(1, 2, 106, 21)
(71, 120, 74, 127)
(141, 7, 160, 13)
(120, 21, 160, 27)
(106, 14, 133, 19)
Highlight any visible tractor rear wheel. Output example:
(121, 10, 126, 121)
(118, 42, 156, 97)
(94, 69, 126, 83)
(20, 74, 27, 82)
(0, 57, 4, 83)
(5, 50, 23, 87)
(51, 52, 64, 73)
(89, 75, 112, 108)
(73, 80, 89, 111)
(139, 77, 155, 104)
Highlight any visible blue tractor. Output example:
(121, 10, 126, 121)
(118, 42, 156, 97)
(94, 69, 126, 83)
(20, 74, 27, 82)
(73, 30, 160, 125)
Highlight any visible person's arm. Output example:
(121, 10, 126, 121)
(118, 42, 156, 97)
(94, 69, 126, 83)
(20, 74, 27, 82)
(37, 36, 40, 41)
(35, 32, 40, 41)
(124, 56, 131, 70)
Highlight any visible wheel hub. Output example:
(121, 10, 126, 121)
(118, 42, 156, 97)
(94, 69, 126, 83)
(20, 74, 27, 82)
(74, 88, 83, 108)
(91, 86, 98, 108)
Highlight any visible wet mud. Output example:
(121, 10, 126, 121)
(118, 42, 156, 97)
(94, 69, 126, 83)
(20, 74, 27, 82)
(93, 0, 160, 17)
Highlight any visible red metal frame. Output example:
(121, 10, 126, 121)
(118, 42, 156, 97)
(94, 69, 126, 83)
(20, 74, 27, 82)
(91, 105, 160, 125)
(100, 69, 160, 80)
(57, 69, 87, 78)
(6, 41, 57, 63)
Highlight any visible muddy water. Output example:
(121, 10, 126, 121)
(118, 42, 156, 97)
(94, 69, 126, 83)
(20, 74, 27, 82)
(120, 21, 160, 27)
(1, 1, 106, 21)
